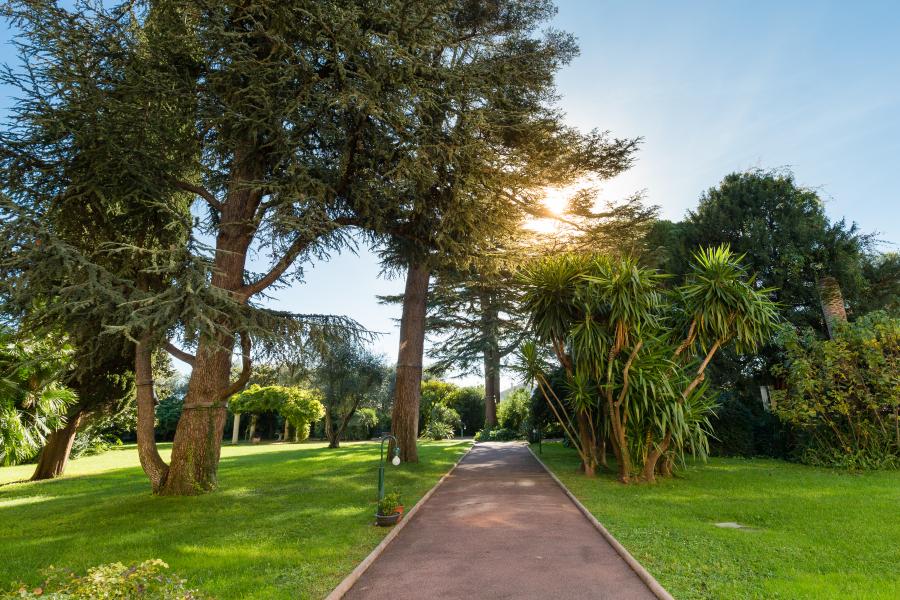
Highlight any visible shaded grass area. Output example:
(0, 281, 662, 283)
(0, 440, 470, 599)
(533, 442, 900, 600)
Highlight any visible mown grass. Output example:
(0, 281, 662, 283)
(0, 440, 470, 599)
(533, 442, 900, 600)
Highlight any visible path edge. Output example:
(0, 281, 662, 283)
(324, 441, 475, 600)
(526, 444, 675, 600)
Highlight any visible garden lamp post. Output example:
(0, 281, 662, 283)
(377, 434, 401, 502)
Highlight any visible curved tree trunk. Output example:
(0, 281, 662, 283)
(31, 410, 84, 481)
(390, 262, 430, 463)
(135, 339, 170, 493)
(818, 275, 847, 339)
(159, 337, 233, 496)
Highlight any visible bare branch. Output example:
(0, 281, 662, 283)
(237, 236, 309, 301)
(164, 341, 195, 367)
(220, 332, 252, 400)
(173, 180, 222, 212)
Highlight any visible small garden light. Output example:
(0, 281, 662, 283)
(377, 434, 401, 502)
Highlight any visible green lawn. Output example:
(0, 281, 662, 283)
(0, 440, 470, 599)
(533, 442, 900, 600)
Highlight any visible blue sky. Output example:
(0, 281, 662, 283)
(2, 2, 898, 387)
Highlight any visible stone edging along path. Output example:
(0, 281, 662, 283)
(525, 445, 675, 600)
(323, 442, 475, 600)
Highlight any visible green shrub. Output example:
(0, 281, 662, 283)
(445, 386, 485, 434)
(708, 393, 755, 456)
(70, 432, 123, 459)
(474, 427, 521, 441)
(422, 421, 454, 440)
(497, 389, 531, 434)
(773, 312, 899, 469)
(4, 559, 207, 599)
(345, 408, 378, 440)
(421, 404, 460, 440)
(377, 491, 401, 516)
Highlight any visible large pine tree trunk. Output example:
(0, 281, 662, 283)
(160, 340, 232, 495)
(159, 175, 257, 495)
(481, 298, 500, 427)
(31, 410, 83, 481)
(483, 350, 499, 427)
(135, 339, 170, 493)
(818, 275, 847, 339)
(390, 262, 430, 463)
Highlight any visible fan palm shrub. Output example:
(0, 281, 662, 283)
(0, 332, 77, 466)
(518, 245, 777, 482)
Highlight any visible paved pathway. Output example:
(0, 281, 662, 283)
(344, 442, 658, 600)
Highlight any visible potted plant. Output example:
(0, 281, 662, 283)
(375, 491, 403, 527)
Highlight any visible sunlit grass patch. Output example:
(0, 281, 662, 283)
(534, 442, 900, 600)
(0, 439, 470, 599)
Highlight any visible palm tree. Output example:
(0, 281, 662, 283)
(518, 245, 777, 482)
(0, 332, 77, 466)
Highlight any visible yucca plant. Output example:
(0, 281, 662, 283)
(518, 245, 777, 482)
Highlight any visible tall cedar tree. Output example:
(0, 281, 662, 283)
(375, 1, 639, 460)
(0, 1, 472, 494)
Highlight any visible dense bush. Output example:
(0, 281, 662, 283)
(707, 391, 794, 459)
(474, 427, 521, 441)
(773, 312, 899, 469)
(497, 389, 531, 435)
(5, 559, 207, 599)
(708, 393, 755, 456)
(422, 404, 460, 440)
(155, 394, 184, 439)
(422, 421, 455, 441)
(445, 387, 485, 435)
(343, 407, 378, 440)
(419, 381, 484, 435)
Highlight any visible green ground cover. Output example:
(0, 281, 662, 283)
(0, 440, 470, 599)
(534, 442, 900, 600)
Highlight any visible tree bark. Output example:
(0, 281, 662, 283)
(135, 339, 169, 493)
(31, 410, 83, 481)
(325, 409, 340, 448)
(818, 275, 847, 339)
(232, 413, 240, 445)
(390, 262, 430, 463)
(481, 299, 500, 427)
(159, 170, 258, 495)
(483, 351, 499, 427)
(576, 410, 597, 476)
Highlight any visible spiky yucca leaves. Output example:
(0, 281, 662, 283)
(518, 245, 777, 482)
